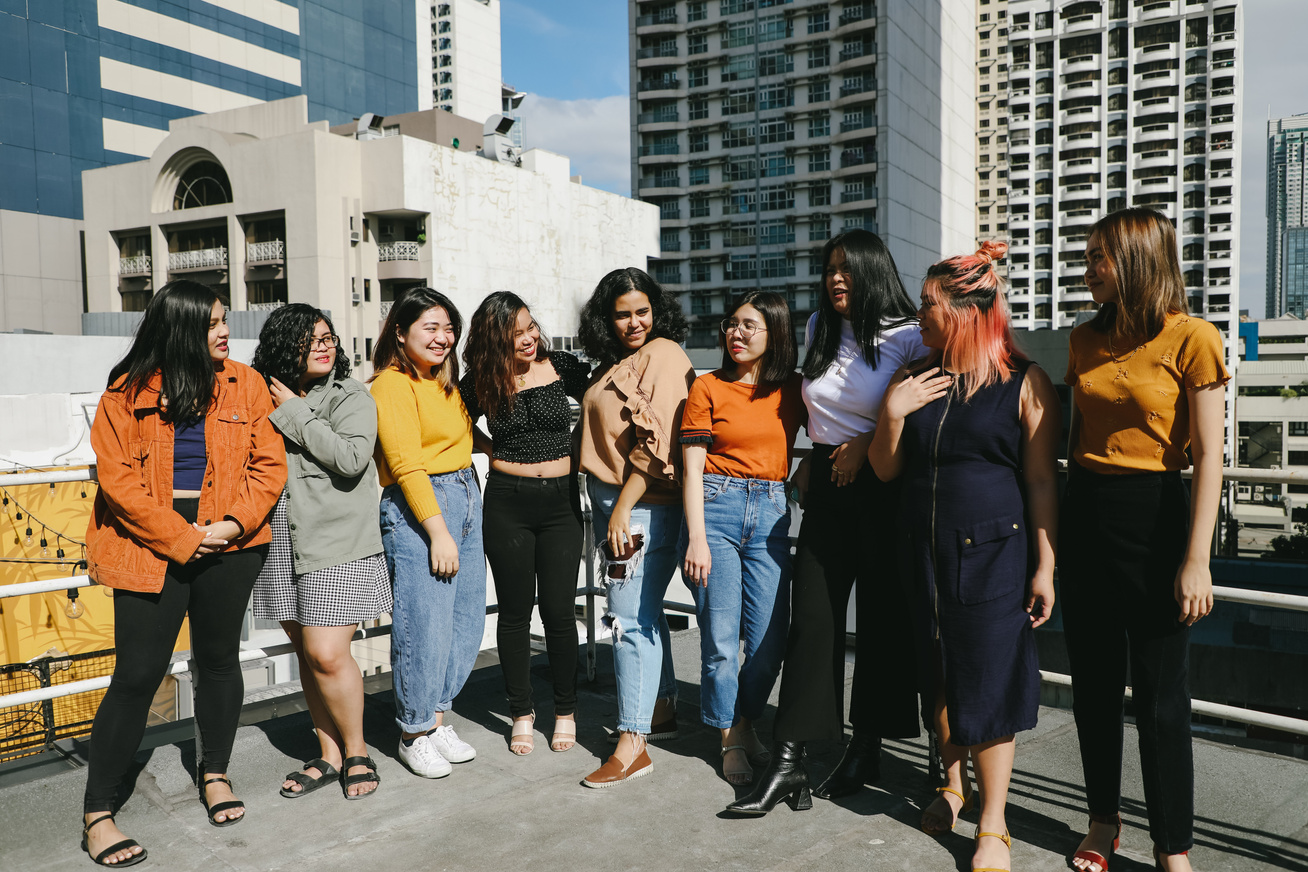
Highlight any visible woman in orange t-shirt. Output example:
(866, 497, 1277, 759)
(679, 291, 804, 787)
(1063, 208, 1228, 872)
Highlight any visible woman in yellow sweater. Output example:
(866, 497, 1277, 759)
(370, 288, 484, 781)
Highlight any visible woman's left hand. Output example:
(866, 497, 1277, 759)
(1025, 568, 1055, 629)
(829, 436, 870, 487)
(1173, 557, 1214, 626)
(268, 376, 296, 408)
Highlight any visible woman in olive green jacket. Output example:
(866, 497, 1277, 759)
(252, 304, 390, 800)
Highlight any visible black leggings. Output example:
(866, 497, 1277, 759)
(83, 499, 265, 814)
(483, 471, 584, 718)
(774, 447, 920, 743)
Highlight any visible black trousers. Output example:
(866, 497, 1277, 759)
(83, 498, 265, 814)
(774, 447, 921, 743)
(1060, 464, 1194, 854)
(483, 471, 584, 718)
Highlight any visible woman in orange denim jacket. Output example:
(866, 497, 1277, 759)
(80, 281, 285, 867)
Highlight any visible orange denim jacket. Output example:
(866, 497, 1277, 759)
(86, 360, 287, 592)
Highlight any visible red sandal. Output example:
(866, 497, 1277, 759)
(1071, 812, 1121, 872)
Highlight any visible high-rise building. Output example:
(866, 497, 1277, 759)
(0, 0, 423, 333)
(1004, 0, 1242, 352)
(629, 0, 977, 348)
(976, 0, 1011, 247)
(430, 0, 504, 126)
(1266, 114, 1308, 318)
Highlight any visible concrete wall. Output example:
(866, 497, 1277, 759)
(0, 211, 85, 335)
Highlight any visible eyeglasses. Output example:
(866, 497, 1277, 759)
(308, 335, 339, 350)
(720, 319, 767, 338)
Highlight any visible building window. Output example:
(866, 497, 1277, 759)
(688, 166, 710, 186)
(808, 44, 829, 68)
(689, 131, 709, 153)
(690, 260, 712, 282)
(809, 78, 829, 103)
(808, 6, 829, 33)
(688, 1, 707, 22)
(809, 215, 830, 241)
(809, 182, 831, 206)
(809, 150, 830, 172)
(690, 229, 711, 250)
(690, 194, 711, 218)
(688, 33, 708, 55)
(688, 65, 710, 89)
(688, 98, 709, 120)
(808, 113, 830, 138)
(173, 160, 232, 210)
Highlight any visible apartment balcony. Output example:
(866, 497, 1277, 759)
(1132, 180, 1177, 198)
(168, 247, 227, 273)
(636, 46, 679, 61)
(838, 148, 875, 169)
(246, 240, 284, 265)
(1060, 182, 1101, 200)
(1058, 131, 1100, 151)
(1059, 54, 1101, 76)
(634, 11, 678, 32)
(118, 255, 151, 277)
(1059, 106, 1100, 126)
(638, 143, 681, 158)
(1059, 12, 1100, 34)
(838, 78, 876, 99)
(1134, 69, 1179, 90)
(638, 178, 685, 194)
(1213, 30, 1236, 45)
(637, 76, 681, 94)
(1138, 122, 1179, 142)
(1134, 43, 1180, 65)
(377, 241, 423, 282)
(1138, 0, 1179, 20)
(1009, 61, 1031, 73)
(838, 114, 877, 135)
(834, 50, 876, 73)
(837, 4, 873, 27)
(637, 111, 680, 126)
(1134, 150, 1178, 171)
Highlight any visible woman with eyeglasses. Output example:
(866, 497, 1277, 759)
(251, 304, 390, 801)
(728, 229, 925, 815)
(679, 291, 803, 787)
(459, 292, 590, 756)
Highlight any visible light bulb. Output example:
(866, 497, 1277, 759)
(15, 510, 22, 521)
(24, 528, 33, 546)
(2, 496, 8, 516)
(80, 488, 87, 499)
(57, 547, 65, 560)
(49, 482, 56, 496)
(65, 590, 84, 619)
(41, 539, 49, 558)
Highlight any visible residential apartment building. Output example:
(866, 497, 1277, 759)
(976, 0, 1011, 246)
(0, 0, 424, 334)
(430, 0, 503, 125)
(79, 97, 659, 377)
(1266, 114, 1308, 319)
(629, 0, 976, 348)
(1004, 0, 1241, 349)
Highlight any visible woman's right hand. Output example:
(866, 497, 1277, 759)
(607, 508, 638, 561)
(683, 538, 712, 587)
(429, 525, 460, 578)
(788, 456, 811, 508)
(881, 367, 952, 421)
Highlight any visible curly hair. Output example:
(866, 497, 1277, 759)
(463, 291, 552, 422)
(251, 303, 350, 389)
(578, 267, 686, 368)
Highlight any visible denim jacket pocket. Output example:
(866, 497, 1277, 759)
(954, 513, 1025, 605)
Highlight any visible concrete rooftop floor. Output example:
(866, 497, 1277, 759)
(2, 630, 1306, 872)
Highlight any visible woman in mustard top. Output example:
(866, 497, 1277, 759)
(1063, 209, 1228, 872)
(370, 288, 485, 781)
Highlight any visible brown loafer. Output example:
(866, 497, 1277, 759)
(581, 750, 654, 788)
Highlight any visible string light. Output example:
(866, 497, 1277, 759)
(15, 510, 22, 521)
(2, 495, 8, 516)
(48, 482, 56, 497)
(40, 532, 49, 558)
(24, 526, 33, 546)
(65, 588, 84, 619)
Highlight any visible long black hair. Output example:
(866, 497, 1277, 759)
(578, 267, 686, 368)
(463, 291, 551, 421)
(251, 303, 350, 389)
(801, 229, 917, 380)
(370, 287, 463, 394)
(105, 279, 223, 423)
(720, 290, 797, 394)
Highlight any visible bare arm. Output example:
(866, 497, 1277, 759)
(681, 444, 711, 586)
(1174, 382, 1224, 625)
(867, 367, 951, 481)
(1019, 366, 1061, 628)
(608, 468, 653, 560)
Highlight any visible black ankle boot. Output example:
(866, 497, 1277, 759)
(812, 731, 882, 800)
(724, 741, 812, 815)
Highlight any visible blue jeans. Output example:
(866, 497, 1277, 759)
(381, 469, 487, 734)
(586, 477, 680, 733)
(679, 474, 791, 730)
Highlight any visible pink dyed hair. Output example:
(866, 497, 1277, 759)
(921, 240, 1027, 401)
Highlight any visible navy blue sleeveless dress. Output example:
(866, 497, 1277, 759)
(899, 359, 1039, 746)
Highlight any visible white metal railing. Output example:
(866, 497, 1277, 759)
(119, 255, 151, 275)
(168, 247, 227, 271)
(378, 241, 420, 262)
(248, 301, 285, 312)
(379, 300, 395, 319)
(246, 240, 284, 263)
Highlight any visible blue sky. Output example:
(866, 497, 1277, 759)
(502, 0, 1308, 318)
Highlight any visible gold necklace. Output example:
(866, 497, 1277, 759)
(1108, 333, 1145, 364)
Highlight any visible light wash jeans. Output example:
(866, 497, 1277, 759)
(381, 469, 487, 733)
(586, 477, 680, 734)
(679, 474, 791, 729)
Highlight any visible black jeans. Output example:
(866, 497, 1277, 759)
(773, 446, 920, 743)
(1060, 465, 1194, 854)
(84, 498, 265, 814)
(483, 471, 584, 718)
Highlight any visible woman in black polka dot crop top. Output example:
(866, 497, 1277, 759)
(460, 291, 590, 757)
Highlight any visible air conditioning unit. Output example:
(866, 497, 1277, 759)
(350, 231, 361, 244)
(354, 354, 363, 366)
(351, 291, 362, 304)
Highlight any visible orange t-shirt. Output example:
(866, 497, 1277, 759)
(679, 371, 805, 481)
(1066, 312, 1230, 473)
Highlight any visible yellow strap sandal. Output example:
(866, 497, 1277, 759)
(973, 828, 1012, 872)
(921, 784, 975, 835)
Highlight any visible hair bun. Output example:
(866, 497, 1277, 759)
(976, 239, 1008, 265)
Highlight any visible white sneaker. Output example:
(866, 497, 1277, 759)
(429, 724, 477, 763)
(398, 734, 452, 778)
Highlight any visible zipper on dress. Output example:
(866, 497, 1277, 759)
(928, 382, 956, 641)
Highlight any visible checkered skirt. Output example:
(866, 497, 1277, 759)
(252, 492, 393, 626)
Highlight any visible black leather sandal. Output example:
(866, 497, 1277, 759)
(341, 756, 380, 800)
(198, 775, 245, 827)
(81, 813, 147, 867)
(279, 758, 340, 798)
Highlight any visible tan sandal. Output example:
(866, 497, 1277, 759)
(720, 744, 753, 785)
(509, 713, 535, 756)
(551, 715, 576, 752)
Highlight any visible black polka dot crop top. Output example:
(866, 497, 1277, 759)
(458, 351, 591, 464)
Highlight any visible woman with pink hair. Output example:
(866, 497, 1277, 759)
(869, 240, 1060, 872)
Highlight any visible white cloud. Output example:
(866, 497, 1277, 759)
(517, 94, 632, 197)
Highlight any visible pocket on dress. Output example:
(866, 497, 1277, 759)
(954, 513, 1025, 605)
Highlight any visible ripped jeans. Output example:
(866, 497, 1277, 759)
(586, 478, 680, 734)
